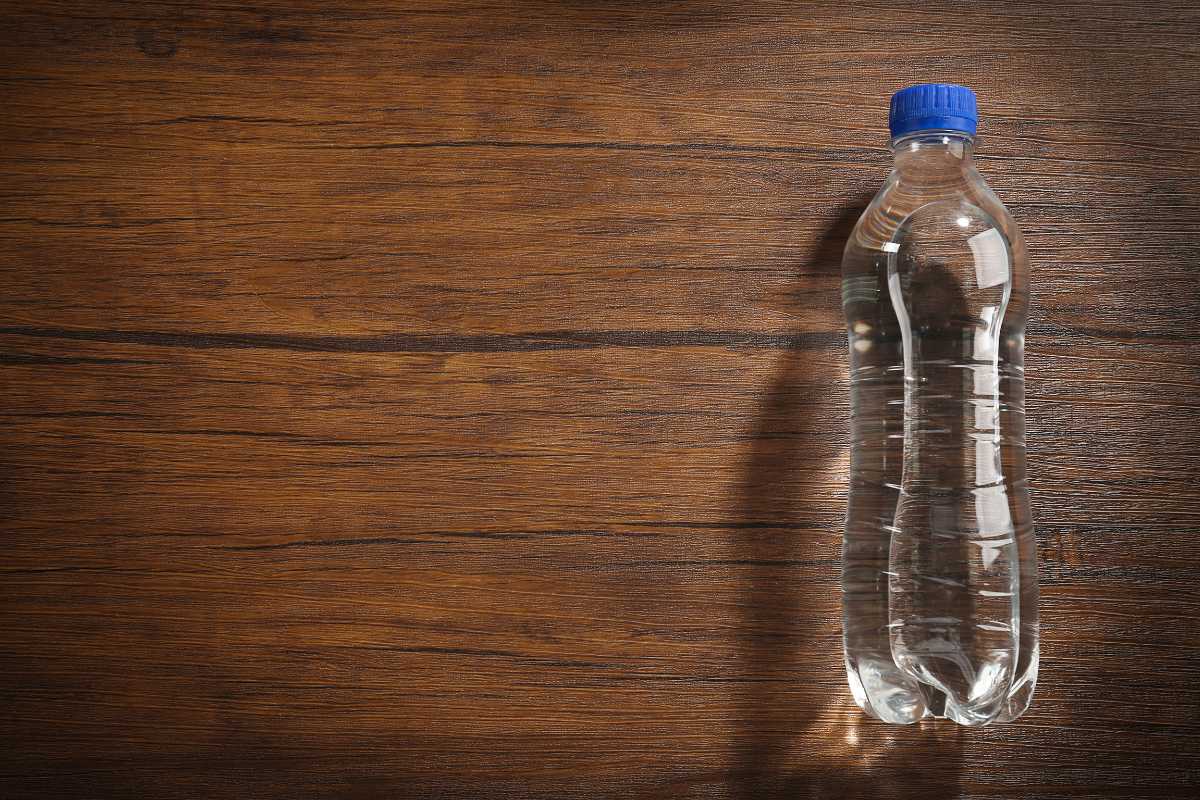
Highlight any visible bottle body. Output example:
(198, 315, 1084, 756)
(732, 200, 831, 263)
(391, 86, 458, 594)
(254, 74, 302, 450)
(841, 130, 1038, 726)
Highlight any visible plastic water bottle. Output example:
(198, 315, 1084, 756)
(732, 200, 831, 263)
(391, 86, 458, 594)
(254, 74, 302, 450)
(841, 84, 1038, 726)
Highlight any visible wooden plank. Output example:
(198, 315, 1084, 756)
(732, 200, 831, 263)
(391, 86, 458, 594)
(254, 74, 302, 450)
(2, 2, 1200, 798)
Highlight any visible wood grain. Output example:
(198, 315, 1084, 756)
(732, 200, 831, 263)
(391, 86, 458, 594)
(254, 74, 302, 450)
(2, 2, 1200, 798)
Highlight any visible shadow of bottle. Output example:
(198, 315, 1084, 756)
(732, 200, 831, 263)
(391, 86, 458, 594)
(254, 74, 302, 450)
(731, 200, 966, 799)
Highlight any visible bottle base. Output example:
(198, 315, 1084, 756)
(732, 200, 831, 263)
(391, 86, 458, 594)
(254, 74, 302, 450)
(846, 655, 1037, 726)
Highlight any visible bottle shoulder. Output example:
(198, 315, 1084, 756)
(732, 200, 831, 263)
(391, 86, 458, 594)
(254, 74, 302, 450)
(850, 167, 1021, 252)
(842, 165, 1029, 322)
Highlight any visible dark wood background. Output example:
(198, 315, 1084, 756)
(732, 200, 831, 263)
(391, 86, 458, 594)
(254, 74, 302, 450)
(3, 2, 1199, 798)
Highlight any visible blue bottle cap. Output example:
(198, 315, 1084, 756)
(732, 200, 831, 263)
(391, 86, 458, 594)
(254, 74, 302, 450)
(889, 84, 978, 139)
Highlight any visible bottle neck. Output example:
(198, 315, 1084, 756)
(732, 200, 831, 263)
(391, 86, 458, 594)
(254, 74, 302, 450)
(890, 130, 976, 181)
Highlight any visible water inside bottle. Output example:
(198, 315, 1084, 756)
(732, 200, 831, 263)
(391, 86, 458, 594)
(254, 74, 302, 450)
(841, 134, 1038, 725)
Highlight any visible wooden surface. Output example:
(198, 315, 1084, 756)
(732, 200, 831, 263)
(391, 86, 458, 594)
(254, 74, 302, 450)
(3, 2, 1200, 798)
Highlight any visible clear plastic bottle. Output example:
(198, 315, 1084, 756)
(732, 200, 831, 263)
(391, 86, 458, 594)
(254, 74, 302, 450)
(841, 84, 1038, 726)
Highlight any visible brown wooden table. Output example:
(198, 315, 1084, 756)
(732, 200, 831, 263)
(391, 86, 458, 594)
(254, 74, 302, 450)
(3, 2, 1199, 798)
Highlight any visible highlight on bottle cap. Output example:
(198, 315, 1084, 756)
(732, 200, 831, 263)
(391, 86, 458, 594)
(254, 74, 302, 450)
(889, 84, 978, 139)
